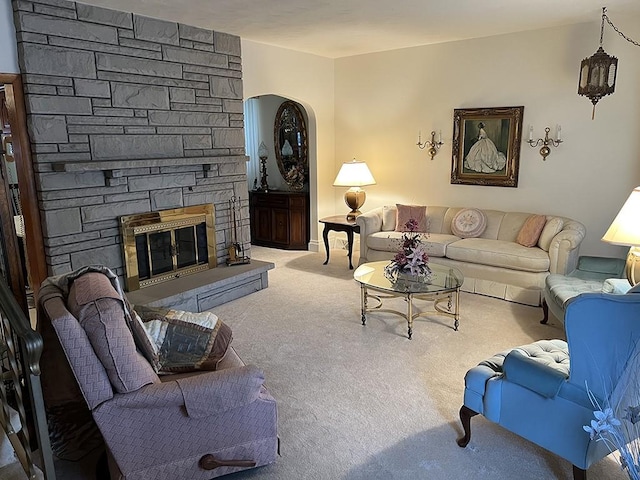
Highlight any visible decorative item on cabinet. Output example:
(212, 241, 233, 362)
(249, 191, 309, 250)
(257, 141, 270, 192)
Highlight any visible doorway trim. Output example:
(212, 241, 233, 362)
(1, 74, 47, 295)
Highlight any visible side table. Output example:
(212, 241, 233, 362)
(319, 215, 360, 269)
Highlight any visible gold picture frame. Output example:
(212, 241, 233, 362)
(451, 106, 524, 187)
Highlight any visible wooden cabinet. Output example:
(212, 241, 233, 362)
(249, 191, 309, 250)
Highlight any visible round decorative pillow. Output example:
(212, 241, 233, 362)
(451, 208, 487, 238)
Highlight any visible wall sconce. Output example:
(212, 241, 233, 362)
(527, 126, 562, 161)
(416, 130, 444, 160)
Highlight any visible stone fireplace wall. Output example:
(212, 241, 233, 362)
(12, 0, 250, 278)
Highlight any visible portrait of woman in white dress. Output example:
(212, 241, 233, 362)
(463, 122, 507, 173)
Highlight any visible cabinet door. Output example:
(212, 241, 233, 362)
(272, 209, 289, 245)
(288, 195, 309, 249)
(289, 207, 307, 248)
(252, 206, 272, 243)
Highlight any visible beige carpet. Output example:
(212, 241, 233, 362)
(52, 246, 626, 480)
(212, 246, 626, 480)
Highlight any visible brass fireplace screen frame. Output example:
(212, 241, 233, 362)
(120, 205, 217, 291)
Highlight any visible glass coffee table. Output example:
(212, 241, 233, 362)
(353, 261, 464, 339)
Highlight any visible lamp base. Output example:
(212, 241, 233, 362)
(626, 246, 640, 286)
(346, 211, 361, 222)
(344, 188, 366, 220)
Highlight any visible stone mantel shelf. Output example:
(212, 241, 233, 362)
(51, 154, 249, 174)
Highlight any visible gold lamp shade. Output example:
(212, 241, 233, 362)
(333, 160, 376, 220)
(602, 186, 640, 285)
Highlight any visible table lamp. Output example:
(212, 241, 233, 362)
(602, 186, 640, 285)
(333, 159, 376, 221)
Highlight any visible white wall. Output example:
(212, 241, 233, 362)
(4, 5, 639, 258)
(242, 40, 335, 250)
(335, 19, 640, 258)
(0, 1, 19, 73)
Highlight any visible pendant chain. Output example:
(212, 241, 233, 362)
(603, 11, 640, 48)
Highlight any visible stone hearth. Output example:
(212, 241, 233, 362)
(126, 259, 274, 312)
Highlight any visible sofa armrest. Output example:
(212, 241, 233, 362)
(548, 219, 586, 274)
(103, 365, 265, 418)
(503, 350, 567, 398)
(356, 207, 384, 263)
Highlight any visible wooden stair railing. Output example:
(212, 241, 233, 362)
(0, 279, 55, 479)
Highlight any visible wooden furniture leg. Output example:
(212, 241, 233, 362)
(540, 298, 549, 324)
(456, 405, 478, 447)
(572, 465, 587, 480)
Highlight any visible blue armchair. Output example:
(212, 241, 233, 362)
(457, 291, 640, 479)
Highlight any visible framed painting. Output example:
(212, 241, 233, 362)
(451, 106, 524, 187)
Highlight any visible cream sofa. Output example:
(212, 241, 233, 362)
(356, 205, 586, 306)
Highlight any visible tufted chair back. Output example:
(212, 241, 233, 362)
(457, 291, 640, 480)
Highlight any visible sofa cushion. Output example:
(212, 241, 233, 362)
(516, 214, 547, 247)
(68, 273, 160, 394)
(538, 217, 564, 251)
(366, 231, 458, 257)
(447, 238, 550, 272)
(395, 204, 428, 232)
(545, 274, 606, 309)
(382, 205, 396, 231)
(451, 208, 487, 238)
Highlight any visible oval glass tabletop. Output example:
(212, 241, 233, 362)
(354, 261, 464, 294)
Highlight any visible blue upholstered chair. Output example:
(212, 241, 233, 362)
(541, 255, 627, 325)
(457, 291, 640, 480)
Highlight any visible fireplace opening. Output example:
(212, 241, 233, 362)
(120, 205, 216, 291)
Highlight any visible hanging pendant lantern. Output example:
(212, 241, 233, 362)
(577, 8, 618, 119)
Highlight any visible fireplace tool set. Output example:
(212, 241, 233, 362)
(227, 196, 250, 266)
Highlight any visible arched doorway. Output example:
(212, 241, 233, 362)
(244, 95, 318, 251)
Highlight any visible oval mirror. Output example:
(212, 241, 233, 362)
(274, 101, 308, 190)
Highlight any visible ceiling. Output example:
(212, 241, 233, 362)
(78, 0, 640, 58)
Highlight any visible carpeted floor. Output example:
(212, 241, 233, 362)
(54, 245, 626, 480)
(210, 246, 626, 480)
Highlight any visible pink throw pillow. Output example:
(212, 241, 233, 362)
(395, 204, 428, 232)
(516, 214, 547, 247)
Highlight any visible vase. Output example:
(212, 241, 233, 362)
(397, 270, 432, 284)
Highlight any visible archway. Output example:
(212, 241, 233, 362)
(244, 94, 318, 251)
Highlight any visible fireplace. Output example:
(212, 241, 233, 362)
(120, 205, 216, 291)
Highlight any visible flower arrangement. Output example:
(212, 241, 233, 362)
(384, 218, 431, 283)
(583, 347, 640, 480)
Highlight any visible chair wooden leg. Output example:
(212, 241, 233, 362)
(95, 450, 110, 480)
(540, 298, 549, 324)
(572, 465, 587, 480)
(456, 405, 478, 447)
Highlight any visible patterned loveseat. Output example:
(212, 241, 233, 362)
(356, 205, 586, 306)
